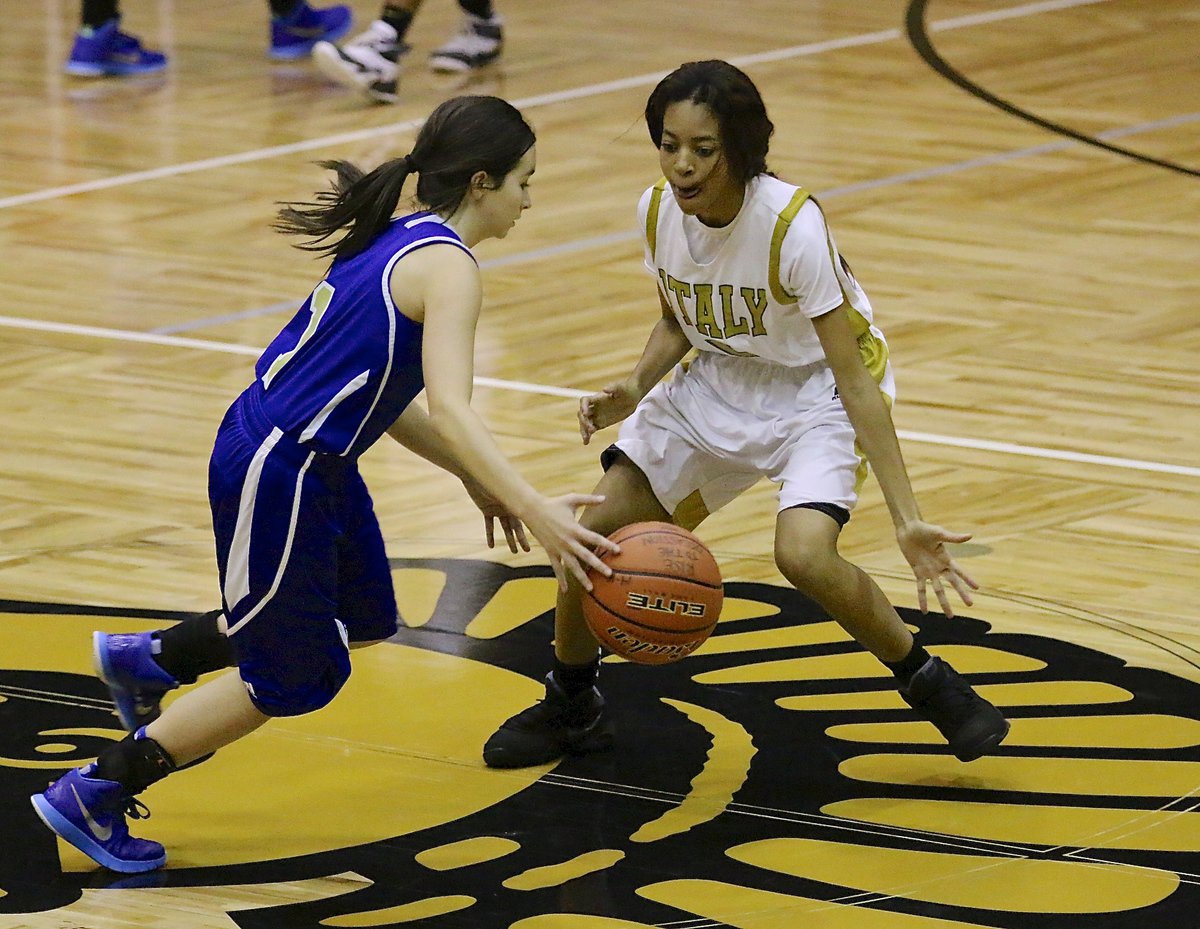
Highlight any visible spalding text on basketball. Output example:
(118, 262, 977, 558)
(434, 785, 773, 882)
(604, 626, 702, 660)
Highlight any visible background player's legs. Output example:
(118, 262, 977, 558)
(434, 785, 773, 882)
(312, 0, 424, 102)
(484, 454, 667, 768)
(66, 0, 167, 76)
(269, 0, 353, 60)
(429, 0, 504, 73)
(774, 505, 1008, 761)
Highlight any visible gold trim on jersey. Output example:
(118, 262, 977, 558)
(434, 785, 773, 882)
(646, 177, 669, 262)
(768, 188, 812, 305)
(672, 489, 710, 532)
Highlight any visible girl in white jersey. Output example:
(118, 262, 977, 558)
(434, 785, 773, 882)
(484, 60, 1010, 769)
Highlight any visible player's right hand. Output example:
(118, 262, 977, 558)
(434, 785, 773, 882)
(578, 381, 641, 445)
(525, 494, 620, 592)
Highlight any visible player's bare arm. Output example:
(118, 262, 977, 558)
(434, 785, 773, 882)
(812, 302, 978, 616)
(414, 245, 617, 589)
(579, 292, 692, 443)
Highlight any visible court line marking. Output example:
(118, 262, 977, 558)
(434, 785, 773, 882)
(3, 312, 1197, 478)
(0, 0, 1114, 211)
(147, 108, 1200, 336)
(6, 0, 1193, 480)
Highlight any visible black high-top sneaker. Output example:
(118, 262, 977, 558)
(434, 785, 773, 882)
(901, 656, 1010, 762)
(483, 672, 614, 769)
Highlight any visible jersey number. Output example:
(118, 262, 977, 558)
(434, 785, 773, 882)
(261, 281, 335, 390)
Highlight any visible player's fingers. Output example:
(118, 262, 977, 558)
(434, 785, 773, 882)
(514, 521, 531, 552)
(947, 570, 975, 607)
(574, 536, 614, 575)
(565, 493, 607, 510)
(563, 552, 594, 591)
(549, 554, 570, 592)
(950, 560, 980, 591)
(501, 519, 519, 554)
(933, 579, 955, 618)
(916, 578, 929, 614)
(484, 515, 496, 549)
(939, 529, 973, 544)
(580, 526, 618, 558)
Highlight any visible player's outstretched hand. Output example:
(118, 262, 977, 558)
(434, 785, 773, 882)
(463, 478, 530, 553)
(578, 381, 642, 445)
(895, 521, 980, 618)
(525, 494, 620, 592)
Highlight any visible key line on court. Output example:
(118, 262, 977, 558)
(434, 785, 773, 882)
(0, 0, 1115, 212)
(2, 313, 1197, 479)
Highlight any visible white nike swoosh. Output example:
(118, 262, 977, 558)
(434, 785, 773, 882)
(71, 783, 113, 841)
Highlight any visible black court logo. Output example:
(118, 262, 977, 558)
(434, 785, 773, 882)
(3, 562, 1199, 928)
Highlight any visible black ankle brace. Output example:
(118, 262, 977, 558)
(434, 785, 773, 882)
(552, 655, 601, 698)
(153, 609, 234, 685)
(883, 643, 932, 686)
(94, 731, 177, 795)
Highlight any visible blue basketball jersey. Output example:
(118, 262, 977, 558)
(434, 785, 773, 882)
(249, 212, 472, 458)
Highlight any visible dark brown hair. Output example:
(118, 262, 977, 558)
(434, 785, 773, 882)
(275, 95, 535, 260)
(645, 60, 774, 184)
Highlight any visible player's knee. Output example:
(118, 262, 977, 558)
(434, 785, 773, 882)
(774, 541, 833, 595)
(247, 660, 351, 717)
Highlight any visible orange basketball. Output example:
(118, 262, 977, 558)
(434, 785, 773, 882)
(582, 521, 723, 665)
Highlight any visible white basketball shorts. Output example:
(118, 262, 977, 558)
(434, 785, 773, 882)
(612, 351, 895, 528)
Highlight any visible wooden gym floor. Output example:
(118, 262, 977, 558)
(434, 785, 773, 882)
(1, 1, 1199, 926)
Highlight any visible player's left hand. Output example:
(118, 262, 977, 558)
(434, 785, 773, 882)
(463, 479, 530, 553)
(895, 521, 979, 618)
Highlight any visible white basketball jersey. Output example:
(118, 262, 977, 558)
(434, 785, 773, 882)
(638, 174, 884, 369)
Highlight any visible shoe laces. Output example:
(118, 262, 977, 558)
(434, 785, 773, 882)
(925, 673, 978, 715)
(123, 797, 153, 821)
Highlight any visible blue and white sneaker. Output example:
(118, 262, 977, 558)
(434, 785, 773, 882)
(31, 766, 165, 873)
(93, 632, 178, 732)
(270, 1, 352, 60)
(64, 18, 168, 77)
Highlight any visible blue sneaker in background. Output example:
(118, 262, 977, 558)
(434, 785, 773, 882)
(64, 18, 168, 77)
(93, 631, 178, 732)
(270, 2, 352, 60)
(31, 766, 165, 873)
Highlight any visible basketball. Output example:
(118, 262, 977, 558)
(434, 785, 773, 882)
(582, 522, 723, 665)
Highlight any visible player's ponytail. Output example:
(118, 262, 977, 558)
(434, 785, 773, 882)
(274, 157, 413, 261)
(275, 95, 535, 261)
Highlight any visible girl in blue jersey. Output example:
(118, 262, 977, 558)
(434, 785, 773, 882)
(31, 94, 618, 874)
(483, 61, 1010, 770)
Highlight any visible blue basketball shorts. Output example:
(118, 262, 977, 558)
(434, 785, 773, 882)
(208, 395, 399, 716)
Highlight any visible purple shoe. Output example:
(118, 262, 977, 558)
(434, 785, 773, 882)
(31, 766, 165, 873)
(270, 2, 352, 60)
(93, 632, 178, 732)
(65, 18, 167, 77)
